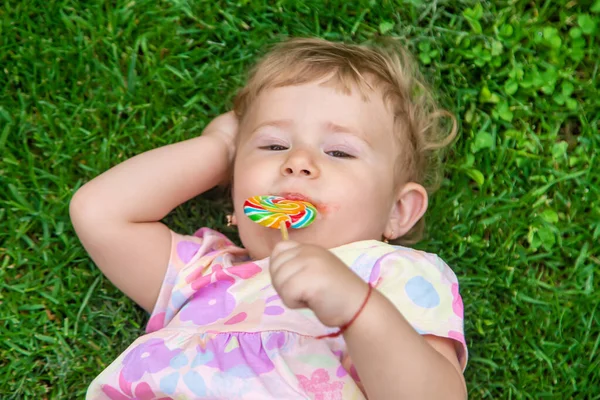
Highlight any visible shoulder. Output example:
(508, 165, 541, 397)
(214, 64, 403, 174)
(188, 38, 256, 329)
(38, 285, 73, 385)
(372, 245, 461, 308)
(331, 240, 459, 286)
(341, 241, 468, 370)
(169, 227, 245, 264)
(381, 244, 459, 284)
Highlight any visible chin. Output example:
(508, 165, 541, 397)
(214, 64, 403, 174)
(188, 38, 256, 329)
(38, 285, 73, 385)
(288, 230, 336, 248)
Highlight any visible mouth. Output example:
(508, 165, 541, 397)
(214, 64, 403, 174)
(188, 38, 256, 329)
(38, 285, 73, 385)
(276, 192, 324, 211)
(273, 192, 328, 217)
(278, 192, 313, 203)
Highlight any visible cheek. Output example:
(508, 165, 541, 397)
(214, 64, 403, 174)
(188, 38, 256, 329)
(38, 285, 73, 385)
(238, 160, 272, 183)
(232, 159, 273, 201)
(331, 172, 392, 215)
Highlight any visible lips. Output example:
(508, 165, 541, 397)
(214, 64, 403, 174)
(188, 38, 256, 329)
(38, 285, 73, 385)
(274, 192, 326, 216)
(279, 192, 312, 203)
(276, 192, 322, 209)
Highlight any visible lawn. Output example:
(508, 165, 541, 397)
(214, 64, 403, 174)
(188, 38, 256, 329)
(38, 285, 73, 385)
(1, 0, 599, 398)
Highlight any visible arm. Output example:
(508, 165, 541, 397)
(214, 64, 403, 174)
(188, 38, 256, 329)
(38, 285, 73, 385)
(344, 289, 467, 399)
(269, 241, 467, 400)
(70, 112, 238, 313)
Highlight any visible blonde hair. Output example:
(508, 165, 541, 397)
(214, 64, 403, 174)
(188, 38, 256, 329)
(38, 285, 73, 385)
(233, 37, 457, 244)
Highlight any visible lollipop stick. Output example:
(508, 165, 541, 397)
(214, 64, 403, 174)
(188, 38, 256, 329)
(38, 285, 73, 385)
(279, 221, 289, 241)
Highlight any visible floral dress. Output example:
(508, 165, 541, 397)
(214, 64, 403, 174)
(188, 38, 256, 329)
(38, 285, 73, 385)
(87, 228, 467, 399)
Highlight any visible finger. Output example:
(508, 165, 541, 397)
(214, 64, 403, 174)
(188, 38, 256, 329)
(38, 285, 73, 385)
(271, 240, 300, 258)
(270, 243, 302, 276)
(273, 267, 310, 310)
(270, 246, 303, 281)
(271, 243, 301, 267)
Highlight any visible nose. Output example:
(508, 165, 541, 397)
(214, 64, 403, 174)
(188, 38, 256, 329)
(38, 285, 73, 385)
(280, 148, 320, 179)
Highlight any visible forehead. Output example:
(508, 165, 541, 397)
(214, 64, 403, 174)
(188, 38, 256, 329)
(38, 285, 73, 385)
(242, 81, 395, 141)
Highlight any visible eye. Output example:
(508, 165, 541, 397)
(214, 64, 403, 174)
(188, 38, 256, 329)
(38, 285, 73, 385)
(326, 150, 355, 159)
(260, 145, 288, 151)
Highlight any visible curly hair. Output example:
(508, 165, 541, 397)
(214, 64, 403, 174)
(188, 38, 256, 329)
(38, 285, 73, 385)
(233, 37, 457, 244)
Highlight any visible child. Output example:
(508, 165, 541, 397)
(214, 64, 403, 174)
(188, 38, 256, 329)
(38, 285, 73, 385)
(71, 37, 468, 399)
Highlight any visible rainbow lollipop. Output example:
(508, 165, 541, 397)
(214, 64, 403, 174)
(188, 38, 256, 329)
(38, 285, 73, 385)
(243, 195, 317, 240)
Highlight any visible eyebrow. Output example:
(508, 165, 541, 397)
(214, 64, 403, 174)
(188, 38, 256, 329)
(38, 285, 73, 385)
(250, 119, 369, 143)
(323, 121, 368, 143)
(322, 122, 375, 151)
(248, 119, 293, 135)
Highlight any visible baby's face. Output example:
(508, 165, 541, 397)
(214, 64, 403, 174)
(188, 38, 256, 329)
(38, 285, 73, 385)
(232, 80, 399, 260)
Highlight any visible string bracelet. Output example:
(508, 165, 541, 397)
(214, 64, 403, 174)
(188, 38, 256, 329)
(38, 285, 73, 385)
(316, 282, 373, 340)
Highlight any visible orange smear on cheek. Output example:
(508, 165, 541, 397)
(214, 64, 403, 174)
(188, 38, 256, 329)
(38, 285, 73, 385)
(316, 203, 339, 217)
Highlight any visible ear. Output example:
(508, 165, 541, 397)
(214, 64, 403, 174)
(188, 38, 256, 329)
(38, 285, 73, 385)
(231, 214, 238, 226)
(385, 182, 428, 240)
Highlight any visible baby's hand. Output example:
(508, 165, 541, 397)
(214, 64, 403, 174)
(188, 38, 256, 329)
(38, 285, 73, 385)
(270, 241, 369, 328)
(202, 111, 239, 163)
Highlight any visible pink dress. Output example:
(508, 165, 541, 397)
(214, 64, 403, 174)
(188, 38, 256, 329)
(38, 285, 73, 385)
(87, 228, 467, 399)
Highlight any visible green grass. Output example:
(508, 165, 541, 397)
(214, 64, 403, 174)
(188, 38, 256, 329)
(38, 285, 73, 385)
(1, 0, 599, 398)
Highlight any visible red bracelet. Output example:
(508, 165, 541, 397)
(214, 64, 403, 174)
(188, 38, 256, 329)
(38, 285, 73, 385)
(316, 283, 373, 340)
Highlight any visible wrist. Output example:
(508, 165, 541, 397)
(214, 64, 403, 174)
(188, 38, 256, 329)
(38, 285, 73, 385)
(201, 111, 239, 163)
(317, 281, 373, 340)
(203, 133, 235, 163)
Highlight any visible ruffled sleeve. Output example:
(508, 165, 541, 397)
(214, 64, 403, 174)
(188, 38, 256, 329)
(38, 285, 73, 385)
(145, 228, 238, 333)
(373, 248, 468, 370)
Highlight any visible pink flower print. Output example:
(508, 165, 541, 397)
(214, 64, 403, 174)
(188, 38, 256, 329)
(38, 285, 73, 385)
(200, 334, 276, 376)
(451, 283, 464, 318)
(180, 262, 261, 326)
(332, 350, 347, 378)
(121, 338, 181, 382)
(369, 255, 383, 286)
(180, 279, 236, 325)
(264, 294, 285, 316)
(224, 312, 247, 325)
(102, 370, 173, 400)
(228, 263, 262, 279)
(265, 332, 286, 351)
(187, 263, 234, 288)
(297, 369, 344, 400)
(176, 240, 202, 263)
(188, 263, 261, 290)
(448, 330, 465, 344)
(146, 312, 166, 333)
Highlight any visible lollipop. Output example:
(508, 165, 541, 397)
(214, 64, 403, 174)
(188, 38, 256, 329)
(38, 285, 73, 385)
(243, 195, 317, 240)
